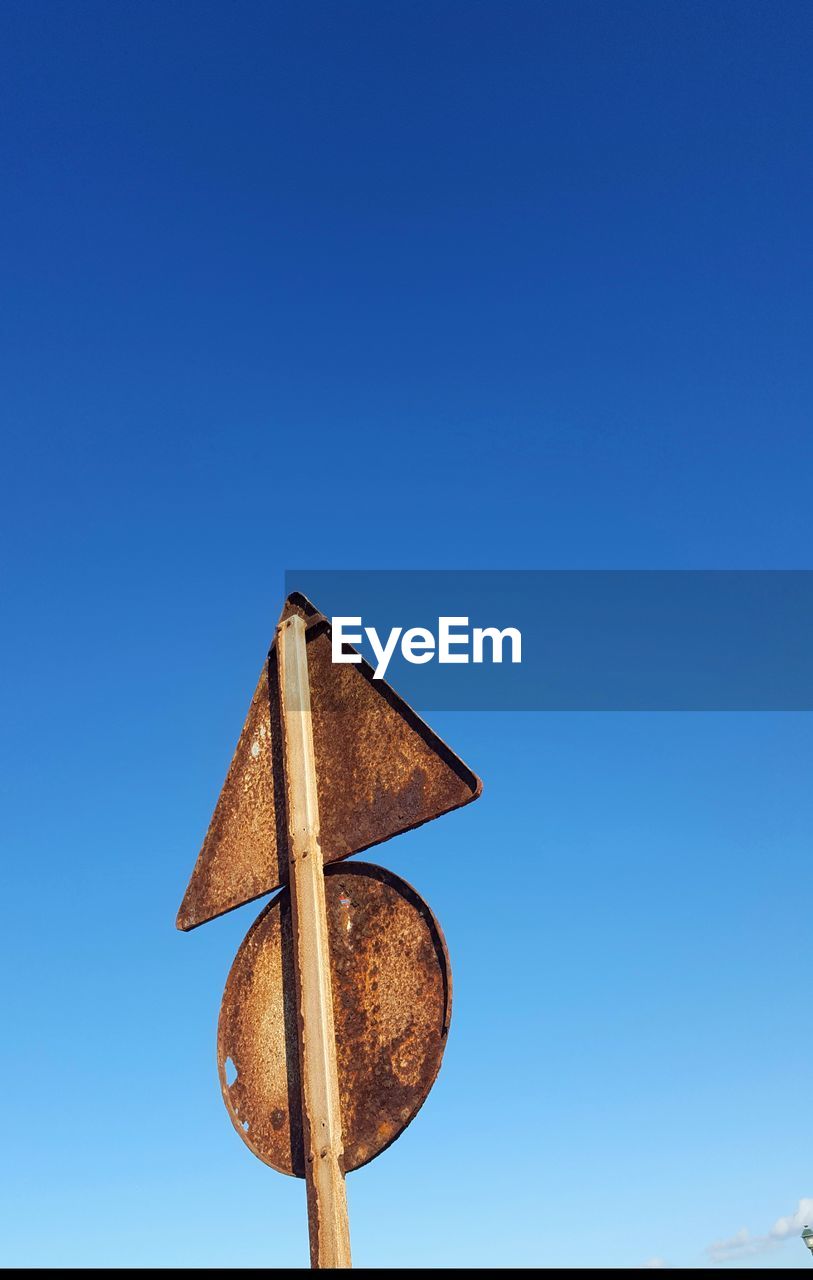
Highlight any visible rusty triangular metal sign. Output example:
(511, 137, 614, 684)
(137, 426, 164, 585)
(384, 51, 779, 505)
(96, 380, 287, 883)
(177, 593, 482, 930)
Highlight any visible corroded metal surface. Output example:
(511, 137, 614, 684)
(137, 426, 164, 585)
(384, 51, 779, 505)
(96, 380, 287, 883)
(217, 862, 452, 1176)
(177, 594, 481, 931)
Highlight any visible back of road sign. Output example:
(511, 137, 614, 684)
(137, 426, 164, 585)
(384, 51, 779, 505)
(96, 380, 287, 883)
(217, 860, 452, 1176)
(177, 594, 481, 931)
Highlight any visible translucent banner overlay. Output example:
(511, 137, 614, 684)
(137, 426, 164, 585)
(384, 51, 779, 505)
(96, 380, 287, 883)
(284, 571, 813, 711)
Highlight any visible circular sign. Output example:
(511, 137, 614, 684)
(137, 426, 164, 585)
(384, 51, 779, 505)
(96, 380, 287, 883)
(217, 861, 452, 1176)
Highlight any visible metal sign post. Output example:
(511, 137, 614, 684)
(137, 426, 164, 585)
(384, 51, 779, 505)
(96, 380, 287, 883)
(278, 613, 351, 1268)
(178, 593, 482, 1269)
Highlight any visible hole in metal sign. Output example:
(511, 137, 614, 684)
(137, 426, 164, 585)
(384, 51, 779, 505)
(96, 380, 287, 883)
(225, 1056, 238, 1086)
(242, 1119, 250, 1132)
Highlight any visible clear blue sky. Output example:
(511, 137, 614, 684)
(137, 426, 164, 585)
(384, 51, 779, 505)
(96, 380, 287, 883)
(2, 0, 811, 1268)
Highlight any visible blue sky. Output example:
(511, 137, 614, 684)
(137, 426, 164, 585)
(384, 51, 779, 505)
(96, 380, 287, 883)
(1, 0, 811, 1268)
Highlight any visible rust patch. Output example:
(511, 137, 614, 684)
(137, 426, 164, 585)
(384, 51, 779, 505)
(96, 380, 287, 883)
(216, 862, 452, 1176)
(177, 593, 481, 931)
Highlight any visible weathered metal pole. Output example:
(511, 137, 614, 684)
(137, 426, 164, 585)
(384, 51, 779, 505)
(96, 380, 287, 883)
(277, 613, 352, 1269)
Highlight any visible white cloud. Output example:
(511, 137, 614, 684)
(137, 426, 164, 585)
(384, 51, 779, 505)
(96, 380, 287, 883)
(706, 1197, 813, 1264)
(641, 1258, 668, 1269)
(770, 1199, 813, 1242)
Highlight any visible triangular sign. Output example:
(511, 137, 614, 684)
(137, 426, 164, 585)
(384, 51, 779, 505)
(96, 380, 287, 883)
(177, 594, 482, 930)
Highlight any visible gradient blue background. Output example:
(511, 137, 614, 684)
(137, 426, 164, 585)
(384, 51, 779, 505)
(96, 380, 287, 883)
(2, 1, 811, 1269)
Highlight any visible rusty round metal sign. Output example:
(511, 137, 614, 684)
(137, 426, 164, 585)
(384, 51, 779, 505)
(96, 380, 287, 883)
(217, 861, 452, 1176)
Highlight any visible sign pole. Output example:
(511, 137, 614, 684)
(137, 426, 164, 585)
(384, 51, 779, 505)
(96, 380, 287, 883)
(277, 614, 352, 1269)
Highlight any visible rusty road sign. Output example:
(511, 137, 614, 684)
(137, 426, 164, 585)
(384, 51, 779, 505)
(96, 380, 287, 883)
(177, 592, 482, 1268)
(177, 594, 480, 932)
(218, 861, 451, 1176)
